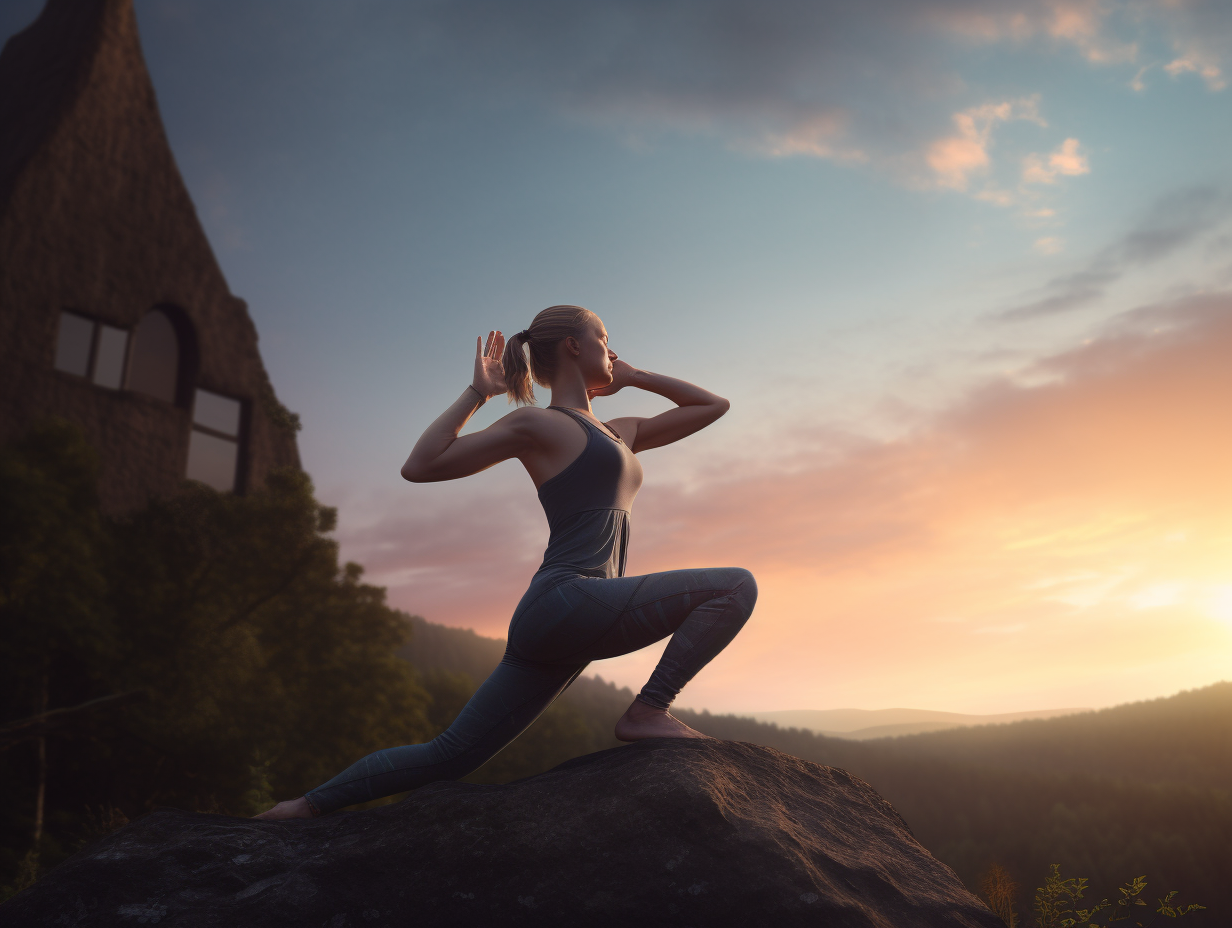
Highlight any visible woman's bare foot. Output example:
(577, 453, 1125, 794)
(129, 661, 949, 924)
(614, 698, 716, 742)
(253, 797, 315, 820)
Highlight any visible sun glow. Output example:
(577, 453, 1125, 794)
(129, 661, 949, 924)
(1205, 586, 1232, 625)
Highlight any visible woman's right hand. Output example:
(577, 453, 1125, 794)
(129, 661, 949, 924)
(473, 330, 507, 399)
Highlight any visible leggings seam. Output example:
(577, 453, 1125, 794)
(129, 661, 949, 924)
(628, 584, 741, 611)
(548, 582, 742, 666)
(618, 574, 650, 614)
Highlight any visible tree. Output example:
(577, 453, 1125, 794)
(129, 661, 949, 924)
(1, 422, 436, 892)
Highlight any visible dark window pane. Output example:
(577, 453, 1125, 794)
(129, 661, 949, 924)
(127, 309, 178, 402)
(186, 429, 238, 491)
(92, 325, 128, 389)
(193, 389, 241, 437)
(54, 311, 94, 376)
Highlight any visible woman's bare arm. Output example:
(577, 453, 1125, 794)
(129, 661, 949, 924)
(401, 331, 532, 482)
(400, 390, 533, 483)
(600, 361, 729, 453)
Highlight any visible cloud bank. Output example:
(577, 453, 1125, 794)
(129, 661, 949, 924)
(396, 0, 1230, 203)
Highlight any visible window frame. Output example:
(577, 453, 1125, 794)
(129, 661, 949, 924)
(53, 310, 134, 390)
(187, 387, 249, 494)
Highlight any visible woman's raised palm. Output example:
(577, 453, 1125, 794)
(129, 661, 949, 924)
(473, 330, 507, 398)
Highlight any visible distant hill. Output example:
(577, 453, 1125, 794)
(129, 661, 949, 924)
(399, 613, 505, 681)
(746, 707, 1089, 740)
(396, 614, 1230, 918)
(677, 683, 1232, 919)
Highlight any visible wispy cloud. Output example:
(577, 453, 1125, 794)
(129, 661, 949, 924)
(1164, 54, 1226, 90)
(1000, 185, 1232, 320)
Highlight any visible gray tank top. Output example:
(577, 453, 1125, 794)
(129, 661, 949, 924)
(533, 406, 644, 582)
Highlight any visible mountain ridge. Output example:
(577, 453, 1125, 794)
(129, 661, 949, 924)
(745, 707, 1091, 739)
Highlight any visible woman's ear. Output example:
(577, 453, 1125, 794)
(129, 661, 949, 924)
(563, 335, 581, 357)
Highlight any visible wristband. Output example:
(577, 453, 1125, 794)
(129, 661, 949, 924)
(466, 384, 488, 404)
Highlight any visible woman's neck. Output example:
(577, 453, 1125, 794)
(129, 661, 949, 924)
(547, 371, 592, 413)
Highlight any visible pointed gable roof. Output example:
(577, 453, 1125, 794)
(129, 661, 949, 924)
(0, 0, 110, 214)
(0, 0, 300, 511)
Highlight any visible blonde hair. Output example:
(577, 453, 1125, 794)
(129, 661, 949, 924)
(502, 305, 596, 405)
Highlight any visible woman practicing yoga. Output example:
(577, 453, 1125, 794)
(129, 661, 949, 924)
(258, 305, 756, 819)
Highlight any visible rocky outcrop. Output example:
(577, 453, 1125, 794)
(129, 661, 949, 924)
(4, 740, 1001, 927)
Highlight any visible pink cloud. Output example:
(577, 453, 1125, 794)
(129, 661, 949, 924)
(925, 0, 1137, 63)
(1165, 54, 1227, 90)
(925, 98, 1045, 194)
(1022, 137, 1090, 184)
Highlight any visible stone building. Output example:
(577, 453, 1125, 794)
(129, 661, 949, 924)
(0, 0, 300, 512)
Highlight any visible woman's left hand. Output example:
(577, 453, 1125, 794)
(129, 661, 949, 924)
(589, 359, 639, 398)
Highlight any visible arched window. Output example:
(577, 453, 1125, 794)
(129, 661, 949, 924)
(126, 308, 180, 403)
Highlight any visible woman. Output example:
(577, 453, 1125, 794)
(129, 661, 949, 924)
(258, 305, 756, 819)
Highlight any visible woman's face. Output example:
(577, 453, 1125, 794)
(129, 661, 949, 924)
(571, 315, 617, 388)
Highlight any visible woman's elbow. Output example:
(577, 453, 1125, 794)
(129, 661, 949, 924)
(712, 396, 730, 417)
(401, 462, 428, 483)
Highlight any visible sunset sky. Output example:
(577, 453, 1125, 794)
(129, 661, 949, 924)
(5, 0, 1229, 715)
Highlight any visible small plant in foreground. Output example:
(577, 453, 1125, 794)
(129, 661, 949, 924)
(981, 862, 1020, 928)
(1031, 864, 1204, 927)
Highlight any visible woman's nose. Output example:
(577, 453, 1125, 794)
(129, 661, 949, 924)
(608, 348, 618, 360)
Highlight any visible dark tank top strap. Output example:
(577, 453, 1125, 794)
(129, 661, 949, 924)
(547, 405, 624, 445)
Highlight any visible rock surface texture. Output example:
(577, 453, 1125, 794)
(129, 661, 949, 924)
(4, 740, 1002, 927)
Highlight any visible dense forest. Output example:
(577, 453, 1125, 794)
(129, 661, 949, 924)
(2, 422, 1224, 924)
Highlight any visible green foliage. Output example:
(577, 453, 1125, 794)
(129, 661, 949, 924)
(1029, 865, 1203, 927)
(0, 849, 40, 901)
(259, 376, 302, 434)
(0, 422, 433, 888)
(1155, 891, 1206, 920)
(99, 469, 434, 811)
(0, 420, 112, 710)
(239, 752, 276, 818)
(1033, 864, 1110, 927)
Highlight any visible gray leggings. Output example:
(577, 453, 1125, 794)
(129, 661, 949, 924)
(305, 566, 756, 813)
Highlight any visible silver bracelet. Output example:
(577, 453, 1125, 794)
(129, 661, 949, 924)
(466, 384, 487, 405)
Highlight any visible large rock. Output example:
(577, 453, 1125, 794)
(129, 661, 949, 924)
(4, 740, 1001, 927)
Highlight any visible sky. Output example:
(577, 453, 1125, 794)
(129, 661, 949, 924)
(5, 0, 1230, 715)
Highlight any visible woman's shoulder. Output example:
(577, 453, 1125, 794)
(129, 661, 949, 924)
(496, 404, 566, 433)
(500, 403, 554, 421)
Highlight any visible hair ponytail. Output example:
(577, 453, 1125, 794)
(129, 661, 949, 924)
(500, 305, 595, 405)
(502, 331, 535, 405)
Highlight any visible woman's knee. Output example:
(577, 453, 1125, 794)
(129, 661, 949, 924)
(728, 567, 757, 603)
